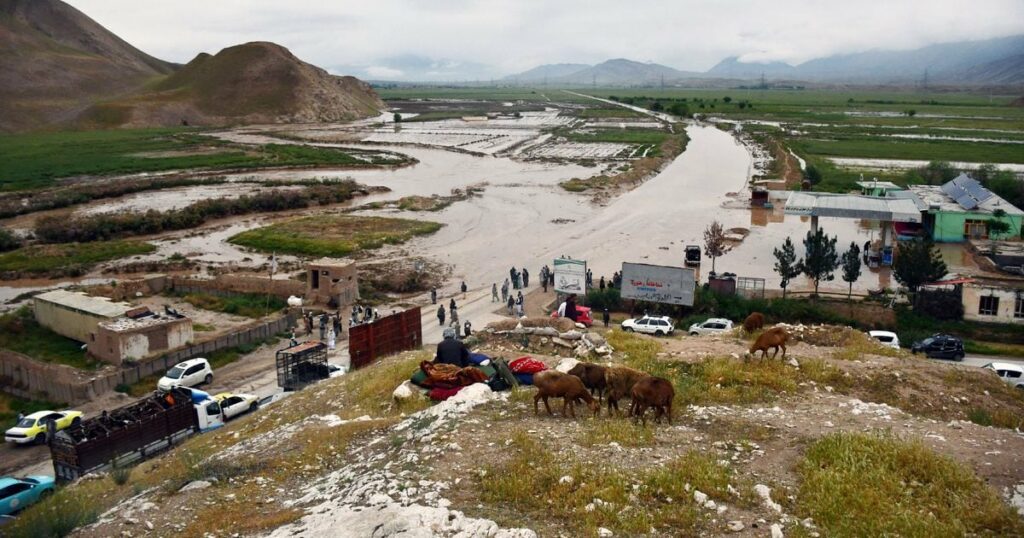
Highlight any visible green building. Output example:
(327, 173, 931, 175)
(905, 174, 1023, 243)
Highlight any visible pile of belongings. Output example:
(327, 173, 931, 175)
(508, 356, 548, 385)
(409, 353, 520, 400)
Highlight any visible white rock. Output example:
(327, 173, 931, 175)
(771, 523, 784, 538)
(392, 380, 419, 401)
(559, 476, 574, 485)
(598, 528, 614, 537)
(144, 521, 154, 530)
(704, 500, 717, 510)
(559, 330, 584, 341)
(787, 358, 800, 368)
(693, 490, 708, 505)
(753, 484, 782, 513)
(555, 358, 580, 373)
(727, 520, 744, 532)
(575, 322, 587, 330)
(178, 480, 212, 492)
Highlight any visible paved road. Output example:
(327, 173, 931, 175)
(927, 354, 1024, 368)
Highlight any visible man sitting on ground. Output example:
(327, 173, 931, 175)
(435, 327, 471, 368)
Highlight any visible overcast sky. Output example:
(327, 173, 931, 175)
(68, 0, 1024, 80)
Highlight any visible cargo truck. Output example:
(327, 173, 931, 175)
(50, 387, 224, 482)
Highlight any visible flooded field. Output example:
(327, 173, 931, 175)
(829, 157, 1024, 173)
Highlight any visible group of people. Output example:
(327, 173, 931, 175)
(300, 310, 343, 350)
(436, 297, 473, 338)
(508, 266, 529, 290)
(350, 304, 381, 326)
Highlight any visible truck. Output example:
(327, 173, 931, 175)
(275, 341, 329, 391)
(49, 387, 224, 482)
(684, 245, 701, 267)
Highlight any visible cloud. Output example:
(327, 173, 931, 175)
(66, 0, 1024, 78)
(365, 66, 405, 78)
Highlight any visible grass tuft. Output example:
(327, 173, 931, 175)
(797, 432, 1024, 537)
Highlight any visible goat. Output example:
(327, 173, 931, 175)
(630, 376, 674, 426)
(743, 312, 765, 333)
(604, 365, 647, 416)
(567, 362, 608, 402)
(533, 370, 600, 418)
(748, 326, 789, 360)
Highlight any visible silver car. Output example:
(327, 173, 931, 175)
(688, 318, 734, 336)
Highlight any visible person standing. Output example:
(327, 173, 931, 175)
(319, 313, 327, 340)
(491, 283, 499, 302)
(542, 276, 548, 293)
(506, 294, 514, 315)
(565, 295, 578, 323)
(602, 308, 610, 328)
(333, 315, 342, 339)
(599, 276, 606, 291)
(437, 305, 446, 326)
(431, 288, 437, 305)
(509, 267, 517, 289)
(451, 304, 459, 324)
(522, 268, 529, 287)
(449, 298, 456, 311)
(502, 279, 509, 302)
(463, 320, 472, 337)
(327, 326, 336, 351)
(461, 281, 468, 295)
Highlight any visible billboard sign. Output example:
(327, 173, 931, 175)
(553, 258, 586, 294)
(620, 262, 696, 306)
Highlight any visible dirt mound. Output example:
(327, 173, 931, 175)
(79, 42, 383, 128)
(0, 0, 176, 132)
(486, 316, 576, 332)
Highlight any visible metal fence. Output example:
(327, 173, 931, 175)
(736, 277, 766, 299)
(348, 307, 422, 370)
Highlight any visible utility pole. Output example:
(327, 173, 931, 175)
(660, 74, 665, 90)
(760, 72, 767, 90)
(922, 68, 929, 91)
(592, 73, 596, 89)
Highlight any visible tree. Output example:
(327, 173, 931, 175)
(773, 237, 802, 298)
(988, 208, 1012, 247)
(797, 227, 839, 296)
(393, 113, 402, 123)
(0, 226, 21, 253)
(804, 165, 822, 185)
(840, 242, 862, 300)
(703, 220, 727, 274)
(892, 238, 948, 294)
(905, 109, 917, 117)
(649, 101, 664, 112)
(723, 96, 732, 103)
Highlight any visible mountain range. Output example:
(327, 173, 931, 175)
(508, 35, 1024, 87)
(0, 0, 382, 133)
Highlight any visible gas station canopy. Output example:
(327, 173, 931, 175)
(784, 192, 922, 223)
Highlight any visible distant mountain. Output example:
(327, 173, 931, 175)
(504, 63, 591, 82)
(708, 35, 1024, 84)
(0, 0, 176, 132)
(79, 42, 384, 128)
(1, 0, 382, 131)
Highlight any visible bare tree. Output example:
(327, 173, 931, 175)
(703, 221, 727, 274)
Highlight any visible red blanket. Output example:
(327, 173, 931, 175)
(429, 386, 465, 401)
(509, 356, 547, 374)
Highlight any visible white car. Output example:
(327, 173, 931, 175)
(213, 393, 259, 420)
(157, 358, 213, 392)
(621, 316, 675, 336)
(869, 330, 900, 350)
(688, 318, 734, 336)
(982, 362, 1024, 390)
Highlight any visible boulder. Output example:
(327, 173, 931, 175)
(535, 327, 560, 337)
(552, 337, 573, 349)
(178, 480, 212, 493)
(559, 330, 583, 341)
(393, 380, 421, 401)
(555, 358, 580, 373)
(583, 333, 606, 347)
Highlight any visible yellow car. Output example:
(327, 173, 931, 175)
(5, 410, 83, 445)
(213, 392, 259, 421)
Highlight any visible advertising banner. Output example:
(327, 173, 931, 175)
(620, 262, 695, 306)
(553, 258, 586, 294)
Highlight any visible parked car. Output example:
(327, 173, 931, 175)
(868, 330, 900, 350)
(158, 358, 213, 391)
(5, 410, 83, 445)
(684, 245, 701, 267)
(688, 318, 734, 336)
(910, 334, 965, 361)
(982, 362, 1024, 390)
(550, 305, 594, 327)
(213, 392, 259, 420)
(621, 315, 675, 336)
(0, 476, 55, 516)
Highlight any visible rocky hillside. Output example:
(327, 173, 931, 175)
(1, 0, 383, 132)
(8, 320, 1024, 537)
(79, 42, 384, 129)
(0, 0, 175, 132)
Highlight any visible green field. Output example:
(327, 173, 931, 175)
(0, 128, 385, 192)
(229, 215, 442, 257)
(0, 240, 156, 276)
(177, 292, 287, 319)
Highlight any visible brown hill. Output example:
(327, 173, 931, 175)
(79, 42, 384, 128)
(0, 0, 175, 132)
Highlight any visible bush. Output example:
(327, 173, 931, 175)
(110, 463, 132, 485)
(584, 287, 621, 311)
(0, 227, 21, 252)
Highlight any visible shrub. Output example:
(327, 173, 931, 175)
(0, 227, 21, 252)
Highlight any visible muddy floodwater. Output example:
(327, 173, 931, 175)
(3, 122, 908, 308)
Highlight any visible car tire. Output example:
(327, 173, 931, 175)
(250, 402, 258, 412)
(71, 417, 81, 427)
(204, 374, 213, 385)
(954, 353, 964, 362)
(34, 433, 46, 445)
(655, 330, 664, 336)
(690, 332, 699, 336)
(624, 327, 634, 333)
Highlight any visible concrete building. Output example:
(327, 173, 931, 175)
(306, 259, 359, 307)
(33, 290, 131, 343)
(906, 174, 1023, 243)
(856, 180, 903, 197)
(962, 283, 1024, 325)
(88, 313, 193, 364)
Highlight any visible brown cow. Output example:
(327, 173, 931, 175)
(748, 327, 789, 360)
(743, 312, 765, 333)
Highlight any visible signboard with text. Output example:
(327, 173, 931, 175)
(620, 262, 695, 306)
(553, 258, 586, 294)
